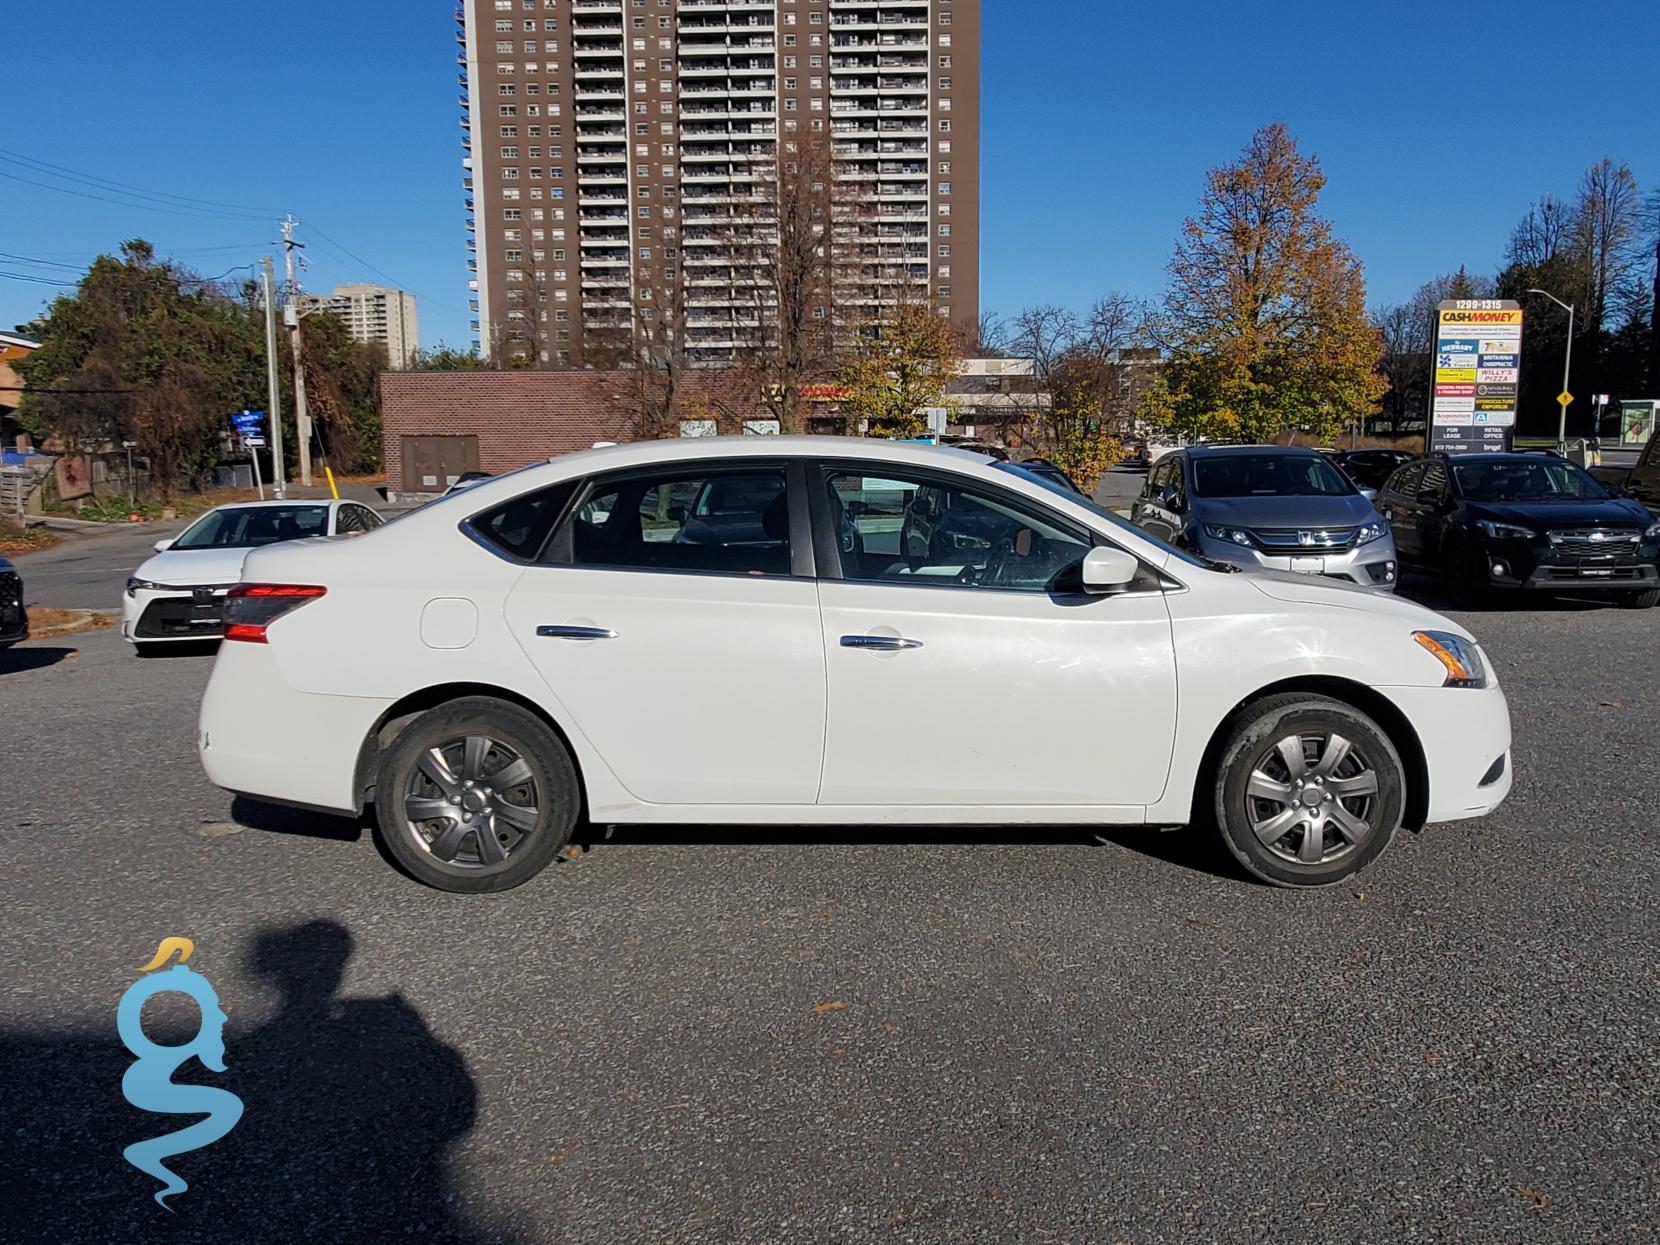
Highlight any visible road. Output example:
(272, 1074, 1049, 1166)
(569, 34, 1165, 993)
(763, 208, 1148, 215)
(2, 543, 1655, 1243)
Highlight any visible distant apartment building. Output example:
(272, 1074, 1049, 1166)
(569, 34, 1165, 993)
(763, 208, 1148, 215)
(457, 0, 979, 367)
(299, 284, 420, 366)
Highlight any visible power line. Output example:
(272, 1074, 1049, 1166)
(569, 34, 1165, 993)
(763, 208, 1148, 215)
(306, 223, 465, 315)
(0, 168, 267, 222)
(0, 251, 87, 270)
(0, 145, 280, 217)
(0, 269, 79, 286)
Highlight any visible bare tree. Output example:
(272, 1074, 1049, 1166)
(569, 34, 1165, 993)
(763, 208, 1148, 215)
(1506, 194, 1576, 269)
(1574, 157, 1644, 333)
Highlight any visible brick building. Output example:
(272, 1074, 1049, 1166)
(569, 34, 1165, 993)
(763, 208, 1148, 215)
(381, 368, 771, 496)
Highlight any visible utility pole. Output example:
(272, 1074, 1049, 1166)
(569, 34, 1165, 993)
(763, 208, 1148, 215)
(261, 256, 287, 498)
(1527, 287, 1575, 455)
(281, 214, 314, 488)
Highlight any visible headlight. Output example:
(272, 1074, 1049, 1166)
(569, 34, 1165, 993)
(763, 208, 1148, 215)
(1202, 524, 1253, 547)
(1413, 630, 1488, 689)
(1476, 519, 1534, 540)
(1356, 520, 1389, 545)
(1644, 520, 1660, 540)
(126, 576, 168, 597)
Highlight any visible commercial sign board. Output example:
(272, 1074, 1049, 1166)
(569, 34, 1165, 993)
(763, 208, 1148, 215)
(1429, 301, 1522, 454)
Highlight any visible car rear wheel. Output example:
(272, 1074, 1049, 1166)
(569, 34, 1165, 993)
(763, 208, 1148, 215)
(1617, 587, 1660, 609)
(374, 697, 580, 893)
(1213, 694, 1405, 888)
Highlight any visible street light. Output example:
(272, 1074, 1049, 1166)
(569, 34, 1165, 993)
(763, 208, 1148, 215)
(1525, 288, 1574, 454)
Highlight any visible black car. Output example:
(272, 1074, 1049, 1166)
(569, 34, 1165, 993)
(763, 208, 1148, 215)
(1375, 452, 1660, 606)
(0, 555, 27, 648)
(1015, 458, 1084, 495)
(1330, 448, 1417, 491)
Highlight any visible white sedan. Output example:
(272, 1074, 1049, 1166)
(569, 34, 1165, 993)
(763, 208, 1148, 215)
(198, 438, 1512, 891)
(124, 498, 383, 652)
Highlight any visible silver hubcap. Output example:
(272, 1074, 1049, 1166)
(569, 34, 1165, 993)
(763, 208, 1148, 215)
(402, 735, 540, 869)
(1246, 732, 1380, 867)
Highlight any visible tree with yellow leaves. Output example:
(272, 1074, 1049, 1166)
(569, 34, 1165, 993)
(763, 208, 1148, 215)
(1147, 124, 1384, 443)
(837, 301, 964, 439)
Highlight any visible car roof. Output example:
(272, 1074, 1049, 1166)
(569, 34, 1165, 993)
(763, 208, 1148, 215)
(540, 434, 995, 473)
(1183, 445, 1322, 457)
(1427, 452, 1560, 463)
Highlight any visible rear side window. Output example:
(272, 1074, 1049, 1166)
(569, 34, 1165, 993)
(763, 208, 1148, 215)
(467, 481, 578, 560)
(1384, 462, 1423, 496)
(1419, 462, 1448, 498)
(552, 467, 791, 576)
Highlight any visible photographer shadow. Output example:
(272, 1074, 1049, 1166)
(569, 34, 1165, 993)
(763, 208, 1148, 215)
(5, 919, 513, 1244)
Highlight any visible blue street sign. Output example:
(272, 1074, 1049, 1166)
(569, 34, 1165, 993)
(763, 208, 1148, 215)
(231, 409, 264, 433)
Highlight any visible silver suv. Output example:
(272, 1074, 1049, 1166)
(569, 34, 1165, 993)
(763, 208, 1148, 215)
(1130, 446, 1398, 591)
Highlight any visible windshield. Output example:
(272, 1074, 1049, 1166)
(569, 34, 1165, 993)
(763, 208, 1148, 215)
(1451, 458, 1609, 502)
(992, 462, 1210, 569)
(1192, 453, 1355, 499)
(171, 505, 330, 550)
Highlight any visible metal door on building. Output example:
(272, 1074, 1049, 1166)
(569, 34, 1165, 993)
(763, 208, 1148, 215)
(402, 435, 480, 493)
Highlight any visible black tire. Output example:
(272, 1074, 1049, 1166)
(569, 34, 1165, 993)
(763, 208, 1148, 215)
(1440, 535, 1491, 606)
(1213, 693, 1406, 888)
(373, 696, 580, 893)
(1617, 587, 1660, 609)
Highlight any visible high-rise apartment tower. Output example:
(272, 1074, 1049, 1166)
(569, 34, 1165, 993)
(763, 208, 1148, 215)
(457, 0, 979, 366)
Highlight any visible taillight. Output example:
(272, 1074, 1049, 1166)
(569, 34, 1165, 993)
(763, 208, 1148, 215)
(223, 583, 327, 643)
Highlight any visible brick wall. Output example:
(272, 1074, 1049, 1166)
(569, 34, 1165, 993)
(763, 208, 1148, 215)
(382, 370, 785, 493)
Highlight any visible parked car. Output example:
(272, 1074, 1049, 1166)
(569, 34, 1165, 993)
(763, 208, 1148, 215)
(1130, 446, 1398, 591)
(1016, 457, 1084, 495)
(123, 499, 385, 651)
(1329, 448, 1418, 492)
(0, 554, 27, 649)
(199, 437, 1511, 893)
(1374, 452, 1660, 606)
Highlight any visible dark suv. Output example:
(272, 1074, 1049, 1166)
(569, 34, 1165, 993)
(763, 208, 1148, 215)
(0, 555, 27, 648)
(1375, 452, 1660, 606)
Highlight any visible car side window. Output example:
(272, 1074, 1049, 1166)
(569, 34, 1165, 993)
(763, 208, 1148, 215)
(553, 467, 791, 577)
(1418, 462, 1448, 499)
(824, 467, 1091, 593)
(1385, 462, 1423, 497)
(334, 506, 362, 534)
(1144, 459, 1169, 498)
(358, 506, 384, 530)
(469, 480, 580, 561)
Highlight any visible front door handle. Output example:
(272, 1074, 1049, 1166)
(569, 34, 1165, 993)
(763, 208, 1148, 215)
(537, 625, 618, 640)
(841, 634, 923, 652)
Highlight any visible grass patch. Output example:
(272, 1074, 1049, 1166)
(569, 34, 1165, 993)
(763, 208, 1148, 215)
(25, 607, 113, 637)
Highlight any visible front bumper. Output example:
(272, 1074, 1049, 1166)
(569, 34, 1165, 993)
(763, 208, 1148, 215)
(1476, 537, 1660, 592)
(122, 584, 233, 642)
(1197, 535, 1399, 591)
(1382, 682, 1513, 823)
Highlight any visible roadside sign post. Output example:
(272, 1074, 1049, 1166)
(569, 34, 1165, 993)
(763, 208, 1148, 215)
(232, 410, 267, 500)
(1429, 300, 1524, 455)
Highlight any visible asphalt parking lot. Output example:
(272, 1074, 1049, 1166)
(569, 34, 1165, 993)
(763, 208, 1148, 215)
(2, 533, 1656, 1244)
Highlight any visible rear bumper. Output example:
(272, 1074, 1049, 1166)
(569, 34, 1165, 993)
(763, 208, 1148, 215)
(198, 640, 390, 813)
(1382, 683, 1513, 823)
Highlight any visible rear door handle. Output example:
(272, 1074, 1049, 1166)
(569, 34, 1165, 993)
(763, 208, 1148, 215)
(840, 634, 923, 651)
(537, 625, 618, 640)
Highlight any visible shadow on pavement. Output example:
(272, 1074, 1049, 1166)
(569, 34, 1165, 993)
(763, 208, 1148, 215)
(230, 795, 365, 844)
(4, 920, 516, 1244)
(0, 644, 77, 674)
(573, 821, 1249, 881)
(1395, 572, 1623, 615)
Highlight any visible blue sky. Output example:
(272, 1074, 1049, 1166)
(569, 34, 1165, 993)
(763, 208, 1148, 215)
(5, 1, 1658, 351)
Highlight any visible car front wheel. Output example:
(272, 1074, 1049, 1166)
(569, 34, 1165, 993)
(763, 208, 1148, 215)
(375, 697, 580, 893)
(1617, 587, 1660, 609)
(1213, 694, 1406, 887)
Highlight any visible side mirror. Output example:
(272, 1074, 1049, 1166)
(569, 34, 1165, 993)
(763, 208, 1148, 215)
(1416, 488, 1440, 504)
(845, 500, 869, 518)
(1359, 487, 1378, 502)
(153, 538, 173, 552)
(1159, 485, 1184, 512)
(667, 502, 688, 522)
(1080, 546, 1140, 595)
